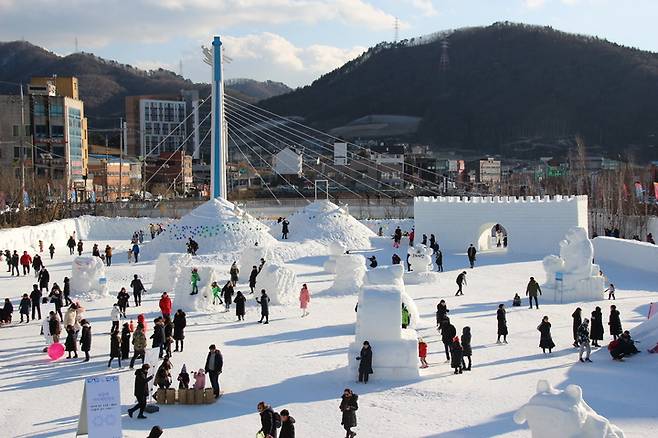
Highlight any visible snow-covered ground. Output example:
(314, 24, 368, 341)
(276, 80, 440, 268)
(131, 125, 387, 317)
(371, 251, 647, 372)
(1, 218, 657, 437)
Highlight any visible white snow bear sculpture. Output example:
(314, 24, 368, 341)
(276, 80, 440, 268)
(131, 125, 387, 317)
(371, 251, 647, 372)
(514, 380, 624, 438)
(330, 254, 366, 295)
(70, 256, 109, 298)
(407, 244, 433, 273)
(323, 241, 347, 274)
(543, 227, 605, 302)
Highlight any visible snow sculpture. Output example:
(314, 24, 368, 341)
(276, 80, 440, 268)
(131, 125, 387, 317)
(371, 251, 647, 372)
(543, 228, 605, 302)
(514, 380, 624, 438)
(364, 266, 421, 329)
(349, 265, 420, 380)
(239, 245, 284, 278)
(323, 241, 347, 274)
(70, 257, 109, 298)
(330, 254, 366, 295)
(151, 253, 193, 294)
(405, 244, 439, 284)
(172, 266, 223, 312)
(255, 263, 297, 305)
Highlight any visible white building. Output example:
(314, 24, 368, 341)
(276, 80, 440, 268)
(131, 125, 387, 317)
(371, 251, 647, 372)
(273, 146, 302, 176)
(139, 99, 187, 156)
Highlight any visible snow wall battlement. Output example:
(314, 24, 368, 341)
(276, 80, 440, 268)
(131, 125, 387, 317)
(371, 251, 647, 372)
(592, 237, 658, 274)
(414, 195, 588, 255)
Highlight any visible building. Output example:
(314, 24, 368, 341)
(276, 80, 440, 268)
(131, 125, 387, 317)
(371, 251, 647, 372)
(369, 144, 405, 188)
(144, 151, 193, 194)
(467, 157, 501, 186)
(0, 94, 32, 179)
(88, 154, 142, 201)
(28, 77, 89, 200)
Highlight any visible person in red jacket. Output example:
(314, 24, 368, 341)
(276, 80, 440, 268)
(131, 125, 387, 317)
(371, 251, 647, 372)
(418, 338, 429, 368)
(159, 293, 172, 319)
(19, 251, 32, 275)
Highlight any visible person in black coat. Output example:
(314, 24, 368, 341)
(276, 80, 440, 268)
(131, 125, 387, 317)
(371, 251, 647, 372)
(368, 256, 377, 268)
(117, 288, 130, 318)
(130, 274, 144, 306)
(440, 318, 457, 361)
(257, 402, 278, 438)
(121, 323, 131, 360)
(467, 244, 477, 268)
(63, 277, 72, 306)
(339, 388, 358, 438)
(281, 219, 290, 239)
(65, 325, 78, 359)
(234, 291, 246, 321)
(436, 300, 449, 328)
(609, 305, 622, 340)
(205, 344, 223, 398)
(256, 289, 270, 324)
(2, 298, 14, 323)
(19, 294, 30, 323)
(67, 236, 76, 255)
(455, 271, 467, 296)
(49, 243, 55, 259)
(80, 319, 92, 362)
(163, 317, 173, 357)
(279, 409, 295, 438)
(391, 254, 401, 265)
(173, 309, 186, 352)
(222, 281, 234, 311)
(356, 341, 373, 383)
(108, 330, 122, 368)
(127, 364, 152, 419)
(249, 266, 259, 294)
(538, 316, 555, 353)
(497, 304, 508, 343)
(151, 318, 165, 358)
(461, 326, 472, 371)
(11, 251, 19, 276)
(38, 268, 50, 292)
(49, 285, 64, 320)
(590, 306, 604, 347)
(572, 308, 582, 347)
(450, 336, 464, 374)
(30, 284, 42, 320)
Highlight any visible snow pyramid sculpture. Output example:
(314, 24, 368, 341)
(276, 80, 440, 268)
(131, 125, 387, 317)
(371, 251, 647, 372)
(145, 198, 276, 260)
(542, 228, 605, 302)
(151, 253, 193, 294)
(323, 241, 347, 274)
(281, 200, 375, 249)
(405, 244, 439, 284)
(330, 254, 366, 295)
(70, 257, 109, 298)
(349, 265, 420, 380)
(514, 380, 624, 438)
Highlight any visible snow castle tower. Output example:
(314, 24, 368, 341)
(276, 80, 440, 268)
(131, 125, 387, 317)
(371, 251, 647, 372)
(349, 265, 420, 380)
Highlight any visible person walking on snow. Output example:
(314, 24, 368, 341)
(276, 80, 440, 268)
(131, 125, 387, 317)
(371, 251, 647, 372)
(67, 236, 75, 255)
(151, 318, 165, 359)
(130, 323, 146, 368)
(257, 401, 278, 438)
(249, 266, 259, 294)
(159, 293, 172, 319)
(435, 249, 443, 272)
(20, 251, 32, 275)
(609, 305, 622, 340)
(131, 242, 140, 263)
(538, 316, 555, 354)
(211, 282, 223, 306)
(222, 280, 234, 311)
(441, 317, 457, 361)
(10, 251, 19, 276)
(281, 218, 290, 239)
(340, 388, 359, 438)
(605, 283, 616, 300)
(467, 244, 477, 268)
(572, 307, 582, 347)
(130, 275, 144, 306)
(230, 261, 239, 286)
(80, 319, 91, 362)
(173, 309, 186, 352)
(393, 226, 402, 248)
(30, 284, 42, 320)
(299, 284, 310, 317)
(234, 291, 246, 321)
(77, 240, 83, 256)
(256, 289, 270, 324)
(107, 329, 122, 368)
(279, 409, 295, 438)
(48, 244, 55, 260)
(19, 293, 30, 323)
(32, 254, 43, 277)
(117, 288, 130, 318)
(590, 306, 604, 347)
(105, 245, 113, 266)
(127, 363, 152, 419)
(450, 336, 464, 374)
(205, 344, 223, 398)
(38, 267, 50, 293)
(497, 304, 508, 344)
(418, 338, 429, 368)
(455, 271, 467, 296)
(526, 277, 541, 309)
(63, 277, 71, 306)
(577, 319, 593, 363)
(461, 327, 472, 371)
(121, 322, 131, 360)
(436, 300, 449, 329)
(356, 340, 373, 383)
(110, 303, 121, 332)
(190, 268, 200, 295)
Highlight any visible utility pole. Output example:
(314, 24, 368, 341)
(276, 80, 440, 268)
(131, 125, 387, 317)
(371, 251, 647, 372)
(119, 118, 124, 201)
(104, 135, 109, 202)
(19, 83, 26, 197)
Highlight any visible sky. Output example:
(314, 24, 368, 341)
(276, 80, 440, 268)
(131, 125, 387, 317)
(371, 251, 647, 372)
(1, 0, 657, 88)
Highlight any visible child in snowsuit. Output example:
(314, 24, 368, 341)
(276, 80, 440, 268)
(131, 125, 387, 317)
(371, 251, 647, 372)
(177, 365, 190, 389)
(193, 369, 206, 389)
(211, 282, 223, 305)
(190, 268, 200, 295)
(418, 338, 429, 368)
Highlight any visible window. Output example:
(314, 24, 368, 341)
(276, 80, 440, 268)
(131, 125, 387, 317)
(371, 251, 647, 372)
(12, 125, 20, 137)
(35, 125, 48, 137)
(24, 125, 31, 136)
(53, 146, 65, 157)
(14, 147, 21, 159)
(50, 104, 64, 116)
(34, 101, 46, 116)
(51, 125, 65, 137)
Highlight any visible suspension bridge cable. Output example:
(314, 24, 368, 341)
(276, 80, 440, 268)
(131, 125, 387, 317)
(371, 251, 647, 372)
(227, 102, 445, 195)
(227, 132, 281, 205)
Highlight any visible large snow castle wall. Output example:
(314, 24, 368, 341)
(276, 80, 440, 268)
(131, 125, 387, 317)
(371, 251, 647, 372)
(414, 195, 588, 255)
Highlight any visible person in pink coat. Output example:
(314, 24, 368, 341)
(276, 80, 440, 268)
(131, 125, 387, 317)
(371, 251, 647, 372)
(299, 284, 311, 317)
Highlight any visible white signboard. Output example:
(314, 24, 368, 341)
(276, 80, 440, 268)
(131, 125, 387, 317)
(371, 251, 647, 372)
(76, 375, 122, 437)
(144, 347, 161, 401)
(334, 142, 348, 166)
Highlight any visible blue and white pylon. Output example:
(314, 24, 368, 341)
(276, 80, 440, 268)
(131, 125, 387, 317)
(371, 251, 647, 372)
(209, 36, 227, 199)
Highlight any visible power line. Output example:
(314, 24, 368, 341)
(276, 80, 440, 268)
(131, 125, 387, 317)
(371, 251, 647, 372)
(227, 131, 281, 204)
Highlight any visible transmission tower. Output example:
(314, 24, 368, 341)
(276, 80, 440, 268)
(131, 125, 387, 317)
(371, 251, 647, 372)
(179, 59, 183, 77)
(439, 38, 450, 71)
(394, 17, 399, 43)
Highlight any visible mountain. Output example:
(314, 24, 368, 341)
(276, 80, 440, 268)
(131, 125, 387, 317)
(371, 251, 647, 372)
(0, 41, 291, 128)
(261, 23, 658, 160)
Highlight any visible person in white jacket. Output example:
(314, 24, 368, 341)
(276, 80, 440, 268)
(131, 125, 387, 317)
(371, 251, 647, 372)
(110, 303, 121, 332)
(42, 314, 52, 352)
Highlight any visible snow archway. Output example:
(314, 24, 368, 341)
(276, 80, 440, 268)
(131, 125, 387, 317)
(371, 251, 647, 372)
(477, 223, 508, 252)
